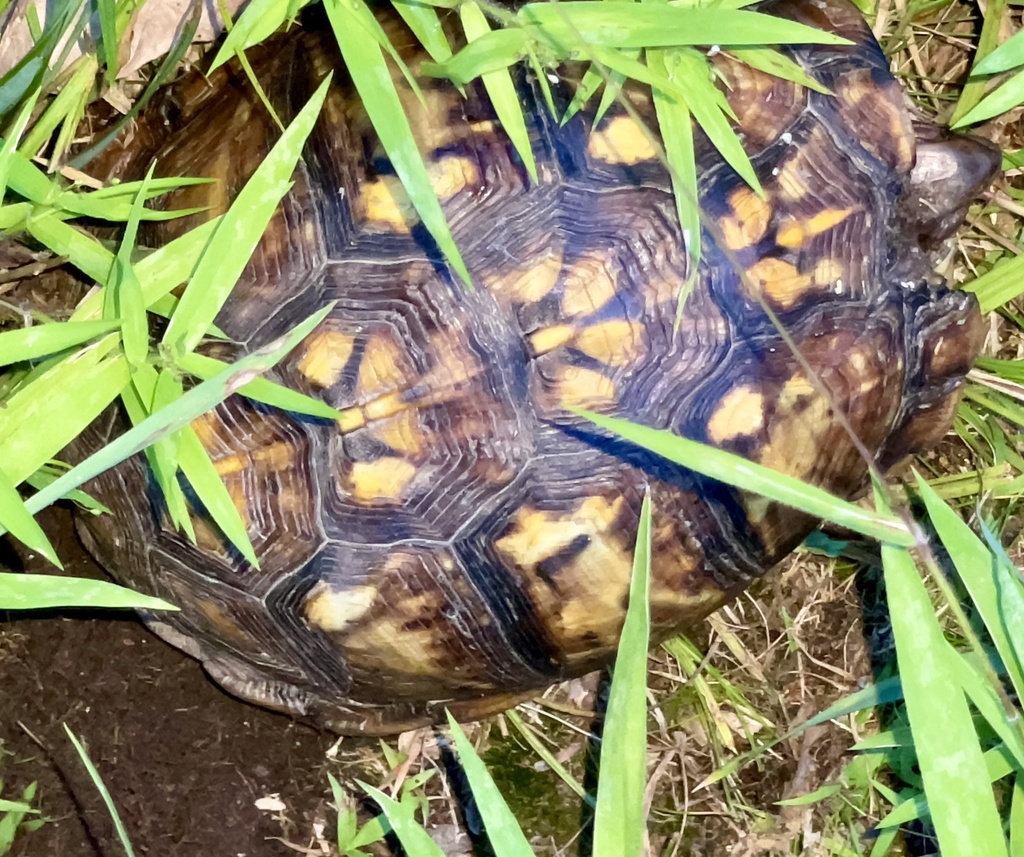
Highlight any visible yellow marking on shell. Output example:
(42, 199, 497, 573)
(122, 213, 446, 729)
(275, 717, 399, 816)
(745, 257, 814, 309)
(774, 153, 810, 202)
(813, 257, 845, 287)
(484, 247, 563, 305)
(296, 329, 356, 388)
(357, 176, 418, 232)
(562, 254, 618, 317)
(573, 319, 643, 367)
(779, 373, 816, 405)
(304, 583, 380, 633)
(554, 365, 617, 409)
(836, 75, 914, 171)
(371, 410, 425, 456)
(529, 324, 575, 356)
(365, 391, 410, 422)
(347, 456, 418, 503)
(337, 408, 365, 433)
(426, 155, 479, 199)
(707, 386, 765, 444)
(757, 395, 831, 480)
(496, 495, 633, 651)
(776, 208, 855, 249)
(719, 187, 772, 251)
(587, 116, 658, 165)
(212, 441, 294, 478)
(356, 334, 408, 399)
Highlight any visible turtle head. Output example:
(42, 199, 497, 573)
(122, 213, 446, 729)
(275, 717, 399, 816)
(898, 127, 1001, 247)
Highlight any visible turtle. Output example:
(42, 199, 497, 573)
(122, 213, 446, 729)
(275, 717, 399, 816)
(70, 0, 999, 734)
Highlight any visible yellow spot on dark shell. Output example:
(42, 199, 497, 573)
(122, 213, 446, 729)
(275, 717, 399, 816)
(347, 457, 417, 503)
(212, 440, 294, 478)
(587, 116, 658, 165)
(529, 324, 575, 356)
(562, 254, 618, 317)
(484, 248, 563, 305)
(707, 386, 765, 444)
(304, 583, 380, 633)
(719, 187, 772, 251)
(296, 329, 356, 388)
(573, 319, 642, 367)
(554, 365, 617, 409)
(356, 335, 408, 399)
(357, 176, 418, 232)
(776, 208, 855, 250)
(745, 257, 814, 308)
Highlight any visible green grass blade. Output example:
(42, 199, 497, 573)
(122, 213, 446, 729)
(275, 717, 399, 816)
(0, 472, 60, 568)
(63, 726, 136, 857)
(571, 408, 913, 546)
(96, 0, 119, 82)
(445, 713, 534, 857)
(460, 2, 537, 183)
(0, 338, 131, 486)
(391, 0, 453, 64)
(162, 77, 331, 356)
(421, 28, 529, 85)
(176, 351, 339, 419)
(12, 305, 332, 524)
(974, 29, 1024, 75)
(0, 572, 177, 611)
(325, 0, 470, 285)
(915, 474, 1024, 697)
(177, 425, 258, 567)
(1012, 775, 1024, 857)
(208, 0, 293, 72)
(504, 709, 590, 803)
(593, 492, 651, 857)
(0, 320, 120, 367)
(881, 538, 1009, 857)
(953, 67, 1024, 129)
(649, 50, 699, 265)
(111, 164, 157, 366)
(356, 784, 446, 857)
(518, 3, 852, 51)
(729, 47, 829, 94)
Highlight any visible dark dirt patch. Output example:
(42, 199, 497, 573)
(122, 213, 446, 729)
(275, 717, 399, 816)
(1, 508, 343, 857)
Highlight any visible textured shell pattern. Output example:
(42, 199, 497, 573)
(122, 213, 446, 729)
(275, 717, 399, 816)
(75, 0, 985, 733)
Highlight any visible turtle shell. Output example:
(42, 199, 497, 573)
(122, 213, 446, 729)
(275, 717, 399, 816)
(74, 0, 995, 733)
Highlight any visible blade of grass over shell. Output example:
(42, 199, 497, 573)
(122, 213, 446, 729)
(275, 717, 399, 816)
(0, 572, 177, 611)
(64, 726, 137, 857)
(729, 47, 829, 94)
(649, 49, 699, 267)
(570, 408, 913, 546)
(460, 1, 537, 183)
(0, 320, 120, 367)
(208, 0, 298, 72)
(176, 425, 258, 567)
(0, 336, 131, 487)
(9, 305, 332, 524)
(445, 713, 534, 857)
(176, 351, 339, 419)
(879, 501, 1009, 856)
(71, 219, 222, 320)
(324, 0, 471, 286)
(916, 475, 1024, 698)
(108, 164, 156, 367)
(517, 3, 853, 51)
(420, 29, 529, 84)
(593, 492, 651, 857)
(162, 76, 332, 357)
(391, 0, 454, 64)
(356, 785, 446, 857)
(0, 472, 61, 567)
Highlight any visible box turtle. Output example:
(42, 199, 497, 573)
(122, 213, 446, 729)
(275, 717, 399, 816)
(72, 0, 998, 733)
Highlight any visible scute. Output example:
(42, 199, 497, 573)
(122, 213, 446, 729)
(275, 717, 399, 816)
(72, 0, 995, 733)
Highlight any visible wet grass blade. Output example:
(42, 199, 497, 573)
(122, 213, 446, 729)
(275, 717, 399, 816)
(176, 351, 339, 419)
(518, 2, 851, 51)
(391, 0, 453, 64)
(916, 474, 1024, 697)
(63, 726, 137, 857)
(0, 572, 177, 611)
(593, 492, 651, 857)
(13, 305, 331, 522)
(176, 425, 258, 567)
(571, 408, 914, 546)
(445, 713, 534, 857)
(356, 784, 446, 857)
(460, 1, 537, 183)
(0, 320, 120, 367)
(0, 472, 60, 568)
(881, 535, 1009, 857)
(325, 0, 470, 286)
(162, 77, 332, 356)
